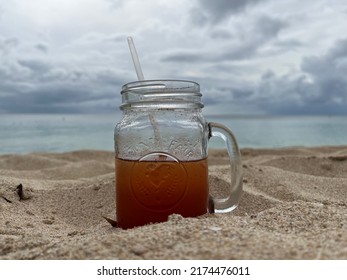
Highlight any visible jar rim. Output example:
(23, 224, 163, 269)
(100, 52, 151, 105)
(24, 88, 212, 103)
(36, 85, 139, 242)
(121, 79, 200, 94)
(120, 79, 203, 110)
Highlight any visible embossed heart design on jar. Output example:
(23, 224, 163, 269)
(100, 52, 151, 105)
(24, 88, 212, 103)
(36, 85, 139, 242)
(131, 153, 188, 211)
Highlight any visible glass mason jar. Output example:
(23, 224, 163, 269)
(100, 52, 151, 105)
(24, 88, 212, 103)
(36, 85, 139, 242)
(114, 80, 242, 229)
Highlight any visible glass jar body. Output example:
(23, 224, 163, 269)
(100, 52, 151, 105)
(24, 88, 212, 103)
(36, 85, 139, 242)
(114, 80, 242, 229)
(114, 108, 210, 229)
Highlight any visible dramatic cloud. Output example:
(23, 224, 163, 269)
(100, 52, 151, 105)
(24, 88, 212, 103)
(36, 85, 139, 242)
(161, 15, 288, 64)
(0, 0, 346, 115)
(0, 51, 127, 113)
(300, 38, 347, 113)
(241, 38, 347, 115)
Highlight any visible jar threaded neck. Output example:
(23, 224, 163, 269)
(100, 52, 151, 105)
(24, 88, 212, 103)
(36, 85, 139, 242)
(120, 80, 204, 110)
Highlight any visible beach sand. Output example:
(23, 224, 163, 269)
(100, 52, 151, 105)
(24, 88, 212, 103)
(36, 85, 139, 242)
(0, 147, 346, 259)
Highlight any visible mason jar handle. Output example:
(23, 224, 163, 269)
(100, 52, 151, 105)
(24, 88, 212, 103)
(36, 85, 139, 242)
(208, 122, 243, 213)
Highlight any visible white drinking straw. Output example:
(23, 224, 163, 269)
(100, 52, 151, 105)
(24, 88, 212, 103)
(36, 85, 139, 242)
(126, 36, 163, 150)
(127, 37, 145, 80)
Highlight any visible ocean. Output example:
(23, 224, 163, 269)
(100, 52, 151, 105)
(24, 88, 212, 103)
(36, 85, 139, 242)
(0, 114, 346, 154)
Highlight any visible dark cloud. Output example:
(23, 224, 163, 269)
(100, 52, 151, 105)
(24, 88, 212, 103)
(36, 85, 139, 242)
(194, 37, 347, 115)
(229, 87, 254, 100)
(162, 15, 288, 63)
(216, 43, 258, 61)
(0, 0, 346, 116)
(0, 54, 124, 113)
(243, 16, 287, 46)
(248, 38, 347, 115)
(0, 79, 121, 114)
(161, 51, 204, 63)
(215, 16, 287, 60)
(192, 0, 266, 24)
(35, 43, 48, 53)
(256, 16, 288, 39)
(190, 8, 209, 26)
(18, 59, 51, 74)
(301, 38, 347, 105)
(209, 29, 234, 40)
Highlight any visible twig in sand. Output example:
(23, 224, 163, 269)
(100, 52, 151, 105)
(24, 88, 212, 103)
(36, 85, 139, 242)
(208, 195, 215, 213)
(1, 196, 12, 203)
(103, 216, 118, 228)
(16, 184, 24, 200)
(16, 183, 32, 201)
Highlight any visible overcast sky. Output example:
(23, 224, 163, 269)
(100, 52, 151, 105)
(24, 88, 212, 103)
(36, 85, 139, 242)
(0, 0, 346, 115)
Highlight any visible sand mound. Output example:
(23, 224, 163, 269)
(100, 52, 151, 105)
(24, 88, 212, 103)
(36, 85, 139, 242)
(1, 147, 346, 259)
